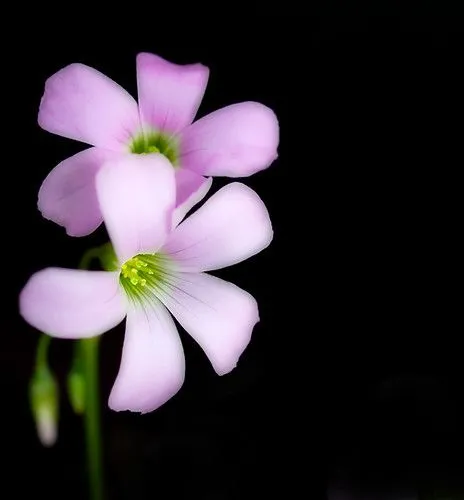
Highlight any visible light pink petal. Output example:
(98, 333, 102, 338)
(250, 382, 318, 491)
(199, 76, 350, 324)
(172, 169, 212, 227)
(162, 183, 273, 272)
(158, 272, 259, 375)
(109, 301, 185, 413)
(179, 102, 279, 177)
(19, 268, 125, 338)
(136, 52, 209, 135)
(96, 154, 176, 264)
(38, 63, 140, 150)
(38, 147, 121, 237)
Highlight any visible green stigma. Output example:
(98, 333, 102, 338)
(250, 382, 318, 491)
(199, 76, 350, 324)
(119, 253, 173, 304)
(130, 131, 179, 166)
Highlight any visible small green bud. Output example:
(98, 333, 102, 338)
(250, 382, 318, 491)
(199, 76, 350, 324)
(29, 368, 58, 447)
(67, 368, 85, 415)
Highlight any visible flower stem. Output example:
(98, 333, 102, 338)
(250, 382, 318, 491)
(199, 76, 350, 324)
(36, 334, 51, 369)
(82, 336, 104, 500)
(79, 249, 104, 500)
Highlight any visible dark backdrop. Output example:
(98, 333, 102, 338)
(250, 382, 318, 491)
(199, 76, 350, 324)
(2, 16, 463, 500)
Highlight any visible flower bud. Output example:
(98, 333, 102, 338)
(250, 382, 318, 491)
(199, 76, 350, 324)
(67, 368, 85, 415)
(29, 368, 58, 447)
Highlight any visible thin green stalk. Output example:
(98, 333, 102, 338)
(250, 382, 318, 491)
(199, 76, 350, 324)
(36, 334, 51, 369)
(82, 336, 103, 500)
(79, 249, 104, 500)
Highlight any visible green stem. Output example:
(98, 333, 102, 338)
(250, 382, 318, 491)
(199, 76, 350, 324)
(82, 336, 103, 500)
(79, 250, 104, 500)
(36, 334, 51, 369)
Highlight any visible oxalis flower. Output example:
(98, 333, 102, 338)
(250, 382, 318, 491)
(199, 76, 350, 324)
(20, 155, 273, 412)
(38, 52, 279, 236)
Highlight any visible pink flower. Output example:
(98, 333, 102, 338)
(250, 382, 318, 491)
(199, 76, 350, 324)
(20, 155, 273, 413)
(38, 52, 279, 237)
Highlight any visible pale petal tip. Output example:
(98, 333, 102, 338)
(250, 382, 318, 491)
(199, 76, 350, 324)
(179, 100, 279, 177)
(223, 181, 274, 248)
(37, 191, 68, 234)
(37, 201, 98, 238)
(249, 100, 279, 159)
(19, 270, 44, 326)
(136, 51, 209, 79)
(38, 63, 86, 129)
(108, 376, 184, 414)
(212, 303, 260, 377)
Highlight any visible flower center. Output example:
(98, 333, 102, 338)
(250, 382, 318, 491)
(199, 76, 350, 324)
(119, 254, 173, 304)
(130, 131, 179, 166)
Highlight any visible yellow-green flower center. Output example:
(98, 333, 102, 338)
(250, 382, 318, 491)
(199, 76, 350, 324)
(130, 131, 179, 166)
(119, 254, 173, 304)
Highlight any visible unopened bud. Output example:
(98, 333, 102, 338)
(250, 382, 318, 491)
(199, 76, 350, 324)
(67, 368, 85, 415)
(29, 368, 58, 447)
(36, 406, 57, 447)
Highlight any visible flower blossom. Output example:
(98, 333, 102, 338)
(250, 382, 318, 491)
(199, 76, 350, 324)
(38, 52, 279, 236)
(20, 155, 273, 412)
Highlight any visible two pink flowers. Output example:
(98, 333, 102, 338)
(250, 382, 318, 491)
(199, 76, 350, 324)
(20, 52, 279, 412)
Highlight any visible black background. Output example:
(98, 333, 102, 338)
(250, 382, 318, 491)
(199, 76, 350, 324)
(2, 16, 463, 499)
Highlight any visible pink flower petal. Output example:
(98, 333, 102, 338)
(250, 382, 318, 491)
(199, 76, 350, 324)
(109, 301, 185, 413)
(158, 272, 259, 375)
(38, 63, 140, 150)
(19, 269, 126, 338)
(163, 183, 273, 272)
(96, 154, 176, 264)
(38, 147, 121, 237)
(172, 169, 212, 227)
(136, 52, 209, 135)
(179, 102, 279, 177)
